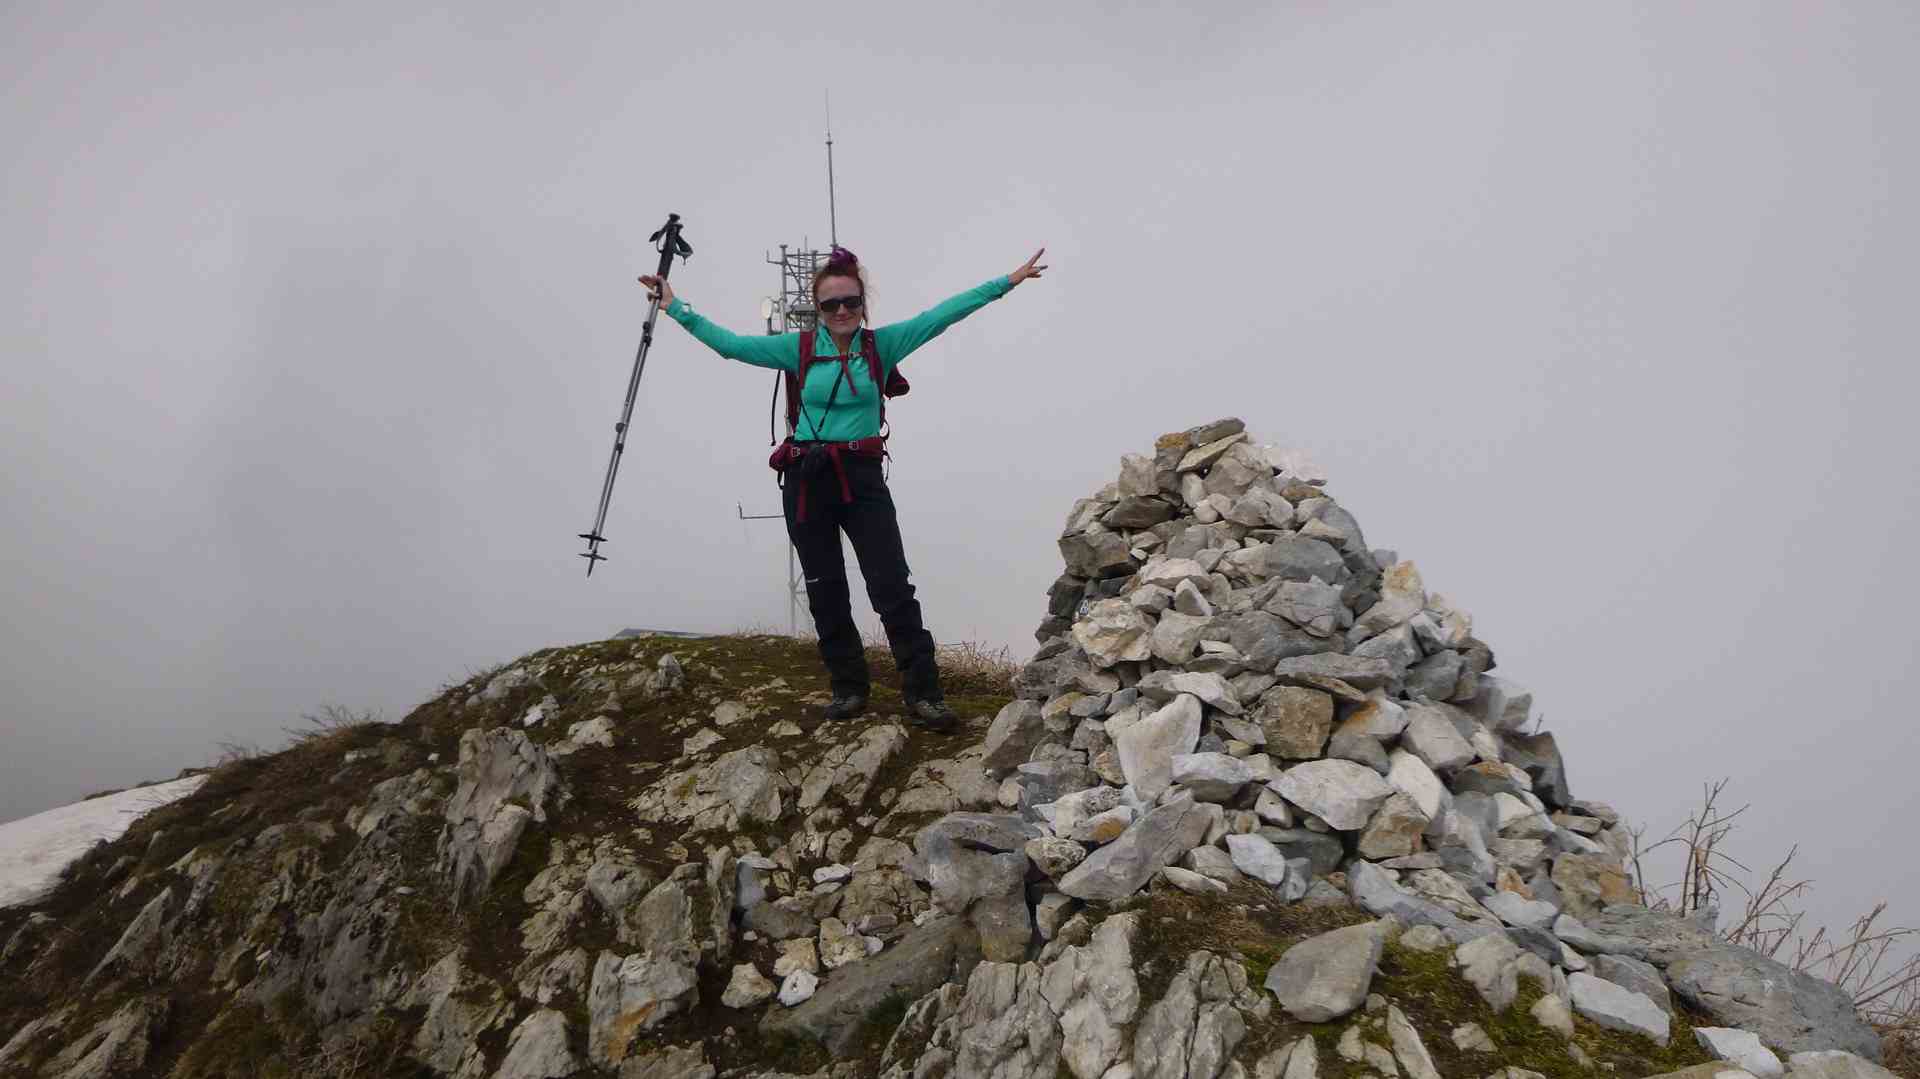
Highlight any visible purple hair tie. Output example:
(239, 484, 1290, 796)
(827, 245, 859, 269)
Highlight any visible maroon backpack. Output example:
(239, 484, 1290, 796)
(784, 326, 910, 438)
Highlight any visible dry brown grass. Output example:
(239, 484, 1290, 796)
(1630, 778, 1920, 1066)
(732, 622, 1023, 700)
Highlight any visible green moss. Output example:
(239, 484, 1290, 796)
(1370, 938, 1718, 1078)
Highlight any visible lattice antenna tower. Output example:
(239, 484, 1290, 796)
(744, 99, 842, 634)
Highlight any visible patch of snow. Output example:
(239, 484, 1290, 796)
(0, 775, 208, 909)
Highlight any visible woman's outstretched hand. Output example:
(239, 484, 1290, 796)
(637, 274, 676, 308)
(1008, 248, 1048, 288)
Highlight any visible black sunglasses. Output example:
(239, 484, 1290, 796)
(818, 294, 865, 314)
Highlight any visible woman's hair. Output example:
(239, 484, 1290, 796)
(812, 245, 871, 323)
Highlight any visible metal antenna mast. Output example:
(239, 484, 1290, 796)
(739, 107, 844, 633)
(826, 90, 838, 247)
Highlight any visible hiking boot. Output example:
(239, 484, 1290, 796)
(823, 694, 868, 721)
(904, 697, 959, 733)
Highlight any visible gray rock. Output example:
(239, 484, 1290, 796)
(1399, 702, 1477, 773)
(1595, 952, 1673, 1013)
(982, 700, 1048, 774)
(1454, 761, 1534, 800)
(1273, 759, 1393, 830)
(1568, 970, 1670, 1045)
(1152, 611, 1212, 665)
(1075, 599, 1155, 667)
(1455, 931, 1523, 1011)
(1174, 579, 1214, 616)
(1214, 716, 1267, 747)
(1264, 919, 1388, 1021)
(1352, 622, 1422, 673)
(1550, 852, 1636, 920)
(1135, 670, 1244, 714)
(761, 915, 982, 1056)
(1386, 1003, 1443, 1079)
(1254, 686, 1334, 759)
(628, 745, 787, 832)
(1183, 845, 1244, 885)
(438, 728, 566, 906)
(1070, 805, 1136, 845)
(1350, 561, 1426, 644)
(1401, 649, 1462, 702)
(1171, 752, 1255, 802)
(1784, 1050, 1899, 1079)
(777, 969, 818, 1007)
(1035, 893, 1077, 941)
(1471, 674, 1535, 732)
(1693, 1028, 1784, 1077)
(495, 1009, 581, 1079)
(1059, 797, 1214, 901)
(1133, 952, 1246, 1079)
(1059, 530, 1137, 579)
(36, 999, 165, 1079)
(909, 960, 1062, 1077)
(1104, 495, 1176, 529)
(742, 900, 816, 941)
(1453, 1022, 1496, 1053)
(1500, 730, 1572, 808)
(916, 812, 1043, 859)
(1160, 866, 1229, 896)
(1484, 890, 1560, 931)
(1357, 792, 1429, 860)
(1268, 579, 1350, 637)
(1326, 716, 1390, 774)
(1348, 860, 1477, 935)
(1224, 833, 1293, 888)
(720, 963, 777, 1009)
(1026, 836, 1089, 881)
(1046, 786, 1125, 836)
(1259, 536, 1350, 584)
(589, 950, 700, 1064)
(84, 888, 174, 987)
(1258, 828, 1345, 877)
(1044, 913, 1141, 1078)
(1271, 655, 1396, 694)
(969, 889, 1034, 963)
(1115, 694, 1204, 801)
(1531, 992, 1575, 1038)
(1658, 936, 1884, 1060)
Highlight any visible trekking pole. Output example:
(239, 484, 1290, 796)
(579, 212, 693, 575)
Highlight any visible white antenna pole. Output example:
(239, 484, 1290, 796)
(825, 91, 838, 246)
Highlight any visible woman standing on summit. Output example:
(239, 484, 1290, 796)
(640, 246, 1047, 731)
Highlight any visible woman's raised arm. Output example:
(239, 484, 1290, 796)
(641, 274, 799, 373)
(872, 249, 1048, 371)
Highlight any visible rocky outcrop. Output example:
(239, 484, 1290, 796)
(0, 417, 1888, 1078)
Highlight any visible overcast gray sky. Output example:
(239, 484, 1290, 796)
(3, 2, 1915, 944)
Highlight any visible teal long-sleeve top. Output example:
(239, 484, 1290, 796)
(665, 275, 1013, 442)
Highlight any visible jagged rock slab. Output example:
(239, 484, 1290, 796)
(1273, 759, 1393, 830)
(1263, 919, 1387, 1021)
(1693, 1027, 1784, 1077)
(1568, 970, 1670, 1045)
(1058, 797, 1214, 901)
(761, 915, 982, 1056)
(1577, 906, 1882, 1060)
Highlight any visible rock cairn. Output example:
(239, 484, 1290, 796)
(892, 416, 1884, 1076)
(994, 416, 1605, 922)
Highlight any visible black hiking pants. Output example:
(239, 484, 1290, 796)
(781, 453, 943, 703)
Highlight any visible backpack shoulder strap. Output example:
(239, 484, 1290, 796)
(862, 328, 890, 435)
(787, 329, 815, 433)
